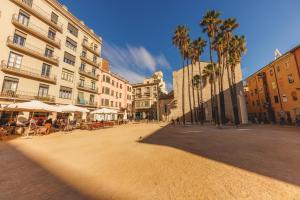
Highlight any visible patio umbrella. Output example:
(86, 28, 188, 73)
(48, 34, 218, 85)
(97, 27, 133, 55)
(5, 100, 58, 138)
(57, 104, 89, 113)
(91, 108, 117, 121)
(57, 104, 90, 131)
(123, 110, 128, 120)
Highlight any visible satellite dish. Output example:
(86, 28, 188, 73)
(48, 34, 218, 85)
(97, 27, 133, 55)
(274, 49, 282, 60)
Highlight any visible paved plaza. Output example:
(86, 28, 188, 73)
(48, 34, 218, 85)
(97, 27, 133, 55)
(0, 123, 300, 200)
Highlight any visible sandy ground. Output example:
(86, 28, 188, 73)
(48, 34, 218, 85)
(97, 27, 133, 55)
(0, 123, 300, 200)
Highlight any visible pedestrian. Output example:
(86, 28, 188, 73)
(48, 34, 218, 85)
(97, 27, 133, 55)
(176, 117, 180, 125)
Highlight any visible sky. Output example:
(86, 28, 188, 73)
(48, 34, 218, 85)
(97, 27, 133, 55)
(60, 0, 300, 91)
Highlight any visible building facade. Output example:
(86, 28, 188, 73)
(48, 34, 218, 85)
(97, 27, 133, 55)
(132, 71, 167, 120)
(245, 46, 300, 124)
(0, 0, 102, 109)
(98, 59, 132, 118)
(171, 61, 247, 123)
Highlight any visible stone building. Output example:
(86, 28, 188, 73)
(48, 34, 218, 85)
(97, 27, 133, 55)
(171, 61, 248, 124)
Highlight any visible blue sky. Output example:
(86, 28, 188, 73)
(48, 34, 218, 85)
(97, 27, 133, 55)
(60, 0, 300, 90)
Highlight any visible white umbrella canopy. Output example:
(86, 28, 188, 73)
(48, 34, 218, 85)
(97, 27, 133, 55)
(91, 108, 117, 114)
(5, 100, 58, 112)
(57, 104, 89, 113)
(123, 110, 128, 120)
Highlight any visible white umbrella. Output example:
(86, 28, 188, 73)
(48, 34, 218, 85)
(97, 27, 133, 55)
(123, 110, 128, 120)
(91, 108, 117, 114)
(5, 100, 58, 138)
(58, 104, 89, 113)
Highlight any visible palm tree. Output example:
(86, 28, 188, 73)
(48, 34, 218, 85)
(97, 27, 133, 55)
(200, 10, 222, 125)
(172, 25, 190, 125)
(221, 18, 240, 125)
(202, 63, 215, 122)
(192, 38, 206, 124)
(192, 74, 201, 122)
(188, 42, 197, 123)
(228, 35, 247, 125)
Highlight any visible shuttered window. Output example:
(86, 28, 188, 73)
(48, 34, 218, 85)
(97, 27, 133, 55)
(63, 52, 75, 66)
(67, 23, 78, 37)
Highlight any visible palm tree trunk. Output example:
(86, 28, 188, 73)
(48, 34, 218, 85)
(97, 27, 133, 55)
(208, 37, 220, 125)
(191, 63, 197, 123)
(187, 60, 194, 123)
(231, 67, 240, 125)
(196, 83, 201, 123)
(226, 66, 237, 125)
(198, 62, 204, 125)
(182, 58, 186, 125)
(218, 56, 226, 125)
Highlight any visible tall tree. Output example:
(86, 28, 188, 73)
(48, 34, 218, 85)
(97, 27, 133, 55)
(202, 63, 215, 122)
(200, 10, 222, 125)
(192, 38, 206, 124)
(172, 25, 190, 125)
(228, 35, 247, 126)
(221, 18, 240, 125)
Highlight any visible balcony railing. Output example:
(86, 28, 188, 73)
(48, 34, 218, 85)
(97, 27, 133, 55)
(12, 14, 61, 48)
(77, 83, 99, 94)
(10, 0, 63, 33)
(1, 60, 57, 84)
(78, 68, 98, 80)
(80, 54, 101, 68)
(0, 90, 55, 103)
(7, 36, 59, 66)
(76, 99, 97, 107)
(82, 41, 99, 56)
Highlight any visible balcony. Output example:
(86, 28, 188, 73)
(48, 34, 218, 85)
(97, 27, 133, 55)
(12, 14, 61, 48)
(80, 54, 101, 68)
(7, 36, 59, 66)
(82, 41, 99, 56)
(78, 68, 99, 80)
(77, 83, 99, 94)
(10, 0, 63, 33)
(0, 90, 55, 103)
(1, 60, 57, 84)
(76, 99, 97, 108)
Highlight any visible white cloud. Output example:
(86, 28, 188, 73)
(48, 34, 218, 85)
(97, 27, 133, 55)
(102, 41, 171, 83)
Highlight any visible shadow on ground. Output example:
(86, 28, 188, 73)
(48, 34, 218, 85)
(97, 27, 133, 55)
(140, 125, 300, 186)
(0, 143, 97, 200)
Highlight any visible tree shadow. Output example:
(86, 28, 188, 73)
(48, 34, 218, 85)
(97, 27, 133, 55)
(140, 125, 300, 186)
(0, 143, 100, 200)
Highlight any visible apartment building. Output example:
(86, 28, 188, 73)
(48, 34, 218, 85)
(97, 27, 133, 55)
(98, 59, 133, 117)
(132, 71, 167, 120)
(245, 45, 300, 124)
(0, 0, 102, 109)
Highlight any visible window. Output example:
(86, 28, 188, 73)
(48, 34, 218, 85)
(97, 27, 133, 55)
(105, 87, 110, 95)
(288, 74, 294, 84)
(112, 80, 115, 86)
(80, 62, 86, 71)
(269, 70, 273, 76)
(111, 90, 114, 96)
(23, 0, 32, 7)
(63, 52, 75, 66)
(67, 23, 78, 37)
(2, 77, 18, 94)
(44, 46, 54, 58)
(92, 67, 96, 76)
(83, 36, 88, 44)
(102, 75, 105, 81)
(90, 94, 95, 103)
(116, 82, 119, 88)
(51, 12, 58, 24)
(119, 93, 122, 98)
(81, 50, 87, 57)
(59, 86, 72, 99)
(115, 102, 118, 107)
(38, 84, 49, 97)
(66, 37, 77, 51)
(91, 81, 96, 90)
(77, 92, 85, 104)
(48, 29, 56, 40)
(274, 95, 279, 103)
(120, 84, 122, 89)
(119, 102, 121, 108)
(285, 61, 290, 69)
(116, 92, 118, 99)
(61, 68, 74, 82)
(282, 94, 287, 103)
(18, 11, 29, 26)
(144, 101, 150, 107)
(8, 52, 23, 68)
(94, 44, 98, 51)
(93, 55, 97, 63)
(41, 63, 51, 77)
(13, 32, 26, 46)
(291, 91, 298, 101)
(106, 76, 110, 83)
(110, 101, 114, 107)
(79, 78, 85, 87)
